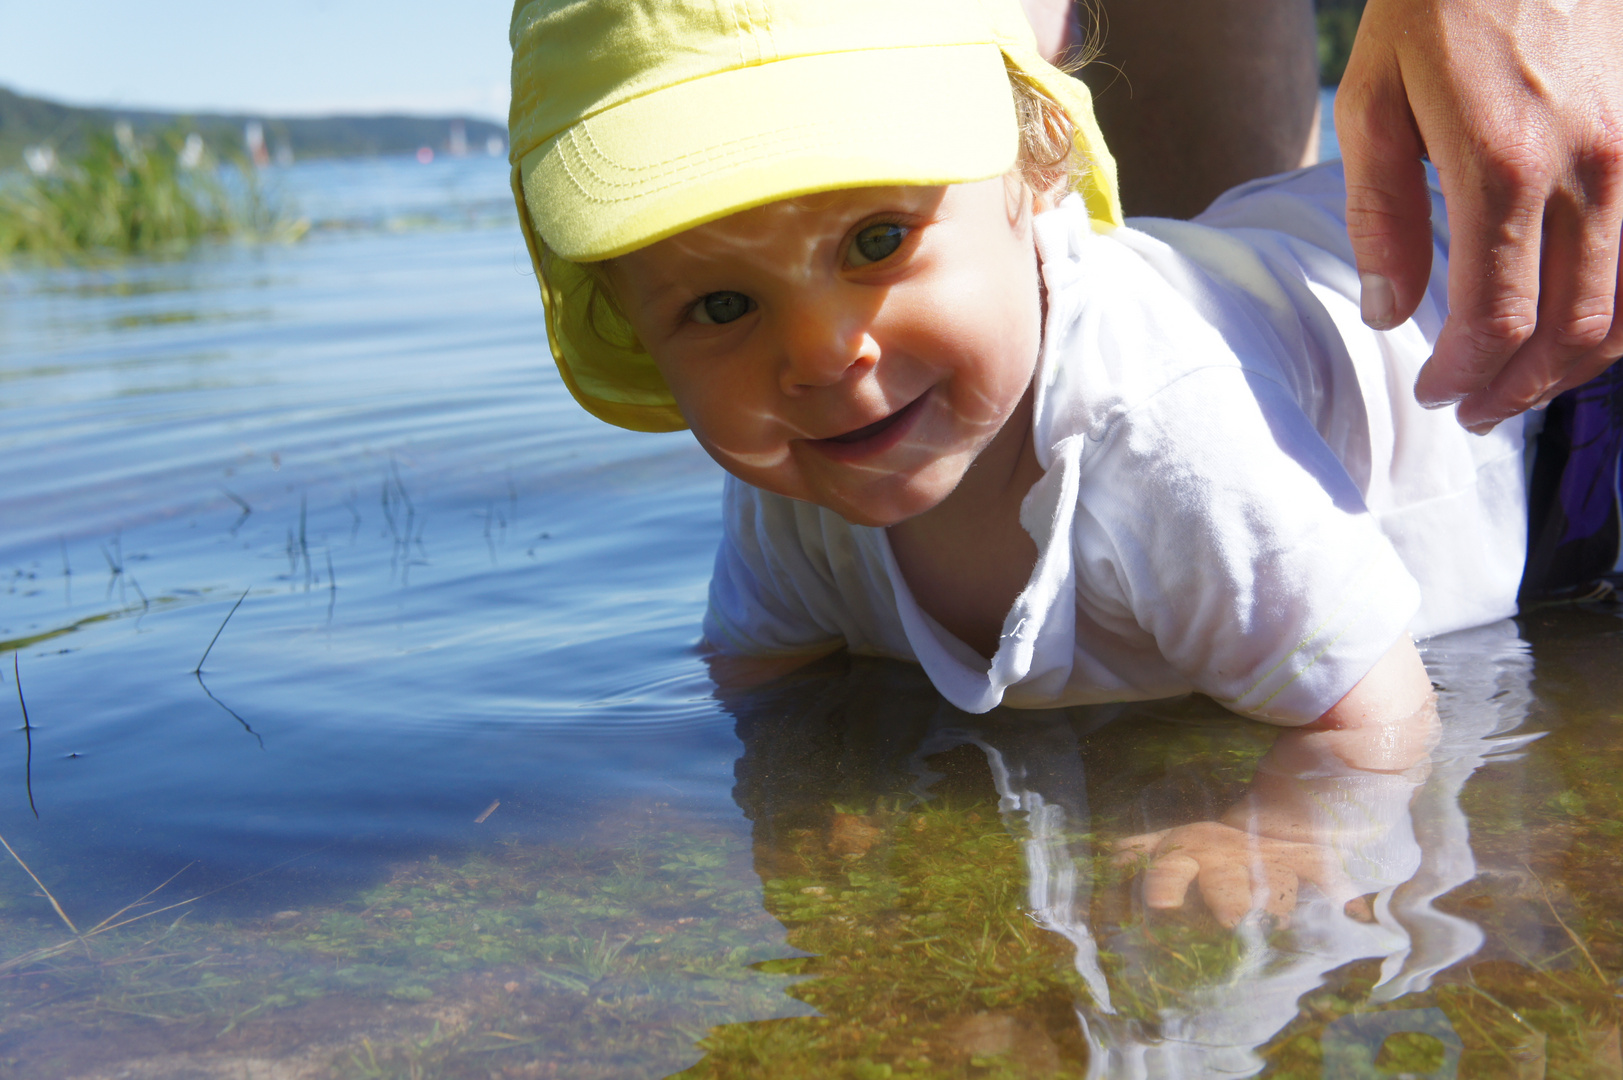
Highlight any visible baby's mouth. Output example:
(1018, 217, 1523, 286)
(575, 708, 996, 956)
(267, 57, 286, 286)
(820, 394, 926, 446)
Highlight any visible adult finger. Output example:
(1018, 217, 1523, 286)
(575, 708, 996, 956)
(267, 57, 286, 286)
(1455, 156, 1623, 430)
(1142, 852, 1200, 910)
(1415, 143, 1549, 411)
(1336, 37, 1436, 332)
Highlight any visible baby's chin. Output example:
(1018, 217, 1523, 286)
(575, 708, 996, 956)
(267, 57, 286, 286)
(693, 425, 981, 526)
(789, 458, 978, 529)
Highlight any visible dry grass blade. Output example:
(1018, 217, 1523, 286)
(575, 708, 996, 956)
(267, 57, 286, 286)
(1523, 860, 1608, 985)
(0, 829, 78, 936)
(1, 842, 327, 975)
(82, 862, 197, 936)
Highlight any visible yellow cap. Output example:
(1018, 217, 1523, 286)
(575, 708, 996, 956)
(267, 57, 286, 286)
(509, 0, 1121, 432)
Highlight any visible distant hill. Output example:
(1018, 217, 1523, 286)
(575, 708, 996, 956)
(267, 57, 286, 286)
(0, 85, 508, 171)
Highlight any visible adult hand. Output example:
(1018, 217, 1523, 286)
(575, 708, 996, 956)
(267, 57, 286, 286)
(1336, 0, 1623, 432)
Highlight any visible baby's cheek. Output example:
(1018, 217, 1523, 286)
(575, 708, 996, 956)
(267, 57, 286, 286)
(708, 441, 794, 471)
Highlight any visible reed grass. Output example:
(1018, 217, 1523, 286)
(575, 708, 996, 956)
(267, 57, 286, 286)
(0, 126, 305, 261)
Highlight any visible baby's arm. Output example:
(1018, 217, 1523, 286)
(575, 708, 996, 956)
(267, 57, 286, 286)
(1279, 635, 1437, 774)
(1118, 634, 1438, 927)
(701, 640, 842, 693)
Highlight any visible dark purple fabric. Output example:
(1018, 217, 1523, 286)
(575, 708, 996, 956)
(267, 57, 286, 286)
(1522, 362, 1623, 599)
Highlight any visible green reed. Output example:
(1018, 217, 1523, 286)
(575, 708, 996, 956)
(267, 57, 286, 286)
(0, 127, 305, 261)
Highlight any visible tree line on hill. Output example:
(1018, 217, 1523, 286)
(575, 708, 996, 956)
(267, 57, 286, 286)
(0, 85, 507, 174)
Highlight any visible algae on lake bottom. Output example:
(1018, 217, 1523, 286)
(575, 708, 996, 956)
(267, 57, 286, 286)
(4, 617, 1623, 1078)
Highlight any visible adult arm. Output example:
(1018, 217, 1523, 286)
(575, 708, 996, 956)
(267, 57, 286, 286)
(1063, 0, 1321, 219)
(1337, 0, 1623, 431)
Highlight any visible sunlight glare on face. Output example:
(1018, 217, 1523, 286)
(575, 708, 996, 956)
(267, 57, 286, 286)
(607, 177, 1046, 527)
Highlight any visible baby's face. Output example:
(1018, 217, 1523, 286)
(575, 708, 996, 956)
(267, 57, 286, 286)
(607, 176, 1046, 527)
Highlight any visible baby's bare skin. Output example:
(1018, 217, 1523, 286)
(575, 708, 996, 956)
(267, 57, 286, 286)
(615, 174, 1442, 931)
(1116, 638, 1437, 927)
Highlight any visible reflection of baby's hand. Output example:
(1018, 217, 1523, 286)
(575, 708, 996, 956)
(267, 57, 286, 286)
(1114, 822, 1359, 929)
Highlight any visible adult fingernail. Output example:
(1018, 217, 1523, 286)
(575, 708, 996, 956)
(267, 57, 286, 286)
(1414, 369, 1464, 410)
(1360, 272, 1397, 330)
(1464, 419, 1498, 436)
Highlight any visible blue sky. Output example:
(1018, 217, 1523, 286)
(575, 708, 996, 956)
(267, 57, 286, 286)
(0, 0, 515, 119)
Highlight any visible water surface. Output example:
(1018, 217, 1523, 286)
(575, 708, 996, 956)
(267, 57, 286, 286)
(2, 152, 1621, 1080)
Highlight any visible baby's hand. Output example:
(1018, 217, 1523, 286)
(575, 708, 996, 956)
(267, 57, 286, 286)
(1114, 822, 1360, 929)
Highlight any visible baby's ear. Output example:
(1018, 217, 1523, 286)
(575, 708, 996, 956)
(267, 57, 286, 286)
(1004, 170, 1056, 219)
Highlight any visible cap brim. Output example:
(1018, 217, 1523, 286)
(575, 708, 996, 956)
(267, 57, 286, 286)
(519, 43, 1019, 262)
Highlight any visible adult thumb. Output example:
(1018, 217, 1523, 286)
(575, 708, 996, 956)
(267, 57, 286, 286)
(1335, 57, 1435, 331)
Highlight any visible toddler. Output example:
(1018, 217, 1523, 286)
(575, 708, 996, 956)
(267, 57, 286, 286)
(507, 0, 1615, 770)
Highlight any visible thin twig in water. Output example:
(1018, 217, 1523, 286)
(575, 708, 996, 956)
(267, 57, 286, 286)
(14, 654, 36, 819)
(380, 478, 398, 540)
(195, 590, 248, 674)
(127, 572, 149, 612)
(390, 456, 415, 515)
(299, 494, 311, 587)
(221, 488, 251, 534)
(192, 590, 263, 748)
(196, 674, 263, 748)
(325, 549, 337, 625)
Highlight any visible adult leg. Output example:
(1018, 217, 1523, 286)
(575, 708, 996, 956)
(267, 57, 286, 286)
(1075, 0, 1321, 219)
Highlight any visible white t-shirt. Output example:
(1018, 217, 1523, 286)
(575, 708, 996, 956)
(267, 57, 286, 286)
(704, 163, 1529, 725)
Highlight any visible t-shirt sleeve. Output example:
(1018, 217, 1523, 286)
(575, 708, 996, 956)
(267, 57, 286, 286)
(1071, 364, 1422, 726)
(702, 477, 852, 658)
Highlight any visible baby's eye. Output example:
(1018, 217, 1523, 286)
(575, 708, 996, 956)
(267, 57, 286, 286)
(691, 291, 754, 325)
(847, 223, 908, 267)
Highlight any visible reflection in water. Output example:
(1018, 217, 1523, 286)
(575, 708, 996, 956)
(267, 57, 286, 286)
(699, 622, 1566, 1077)
(5, 155, 1623, 1076)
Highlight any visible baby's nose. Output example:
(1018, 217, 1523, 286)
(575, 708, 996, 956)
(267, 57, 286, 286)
(778, 301, 879, 393)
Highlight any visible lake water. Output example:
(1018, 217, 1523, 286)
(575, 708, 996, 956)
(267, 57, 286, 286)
(2, 131, 1622, 1080)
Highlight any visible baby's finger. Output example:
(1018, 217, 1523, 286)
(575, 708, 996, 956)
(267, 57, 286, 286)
(1259, 862, 1298, 923)
(1112, 830, 1170, 867)
(1142, 852, 1200, 910)
(1197, 862, 1262, 929)
(1277, 842, 1360, 908)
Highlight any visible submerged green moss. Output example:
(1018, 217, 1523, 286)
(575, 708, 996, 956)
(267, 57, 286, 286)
(6, 627, 1623, 1078)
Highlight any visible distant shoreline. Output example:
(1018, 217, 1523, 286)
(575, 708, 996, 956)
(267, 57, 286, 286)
(0, 85, 507, 172)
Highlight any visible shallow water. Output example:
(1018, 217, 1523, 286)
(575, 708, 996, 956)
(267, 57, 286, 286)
(1, 153, 1621, 1080)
